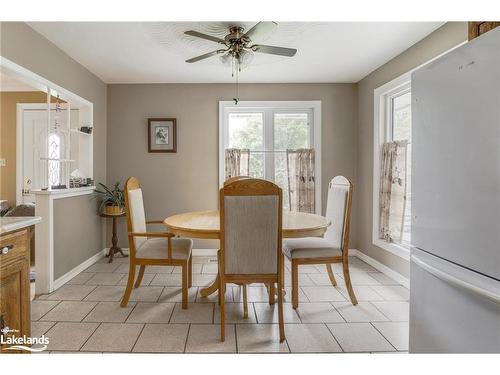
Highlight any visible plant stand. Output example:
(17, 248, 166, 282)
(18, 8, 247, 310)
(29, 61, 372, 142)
(100, 212, 127, 263)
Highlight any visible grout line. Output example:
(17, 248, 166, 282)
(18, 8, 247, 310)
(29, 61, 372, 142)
(299, 286, 311, 302)
(123, 301, 138, 322)
(370, 322, 398, 351)
(155, 286, 164, 303)
(234, 324, 239, 353)
(183, 323, 191, 353)
(80, 285, 98, 301)
(130, 323, 147, 353)
(324, 322, 345, 353)
(251, 302, 258, 323)
(34, 300, 62, 321)
(329, 302, 348, 323)
(34, 321, 57, 337)
(78, 322, 102, 351)
(79, 301, 100, 322)
(168, 303, 176, 324)
(366, 300, 393, 322)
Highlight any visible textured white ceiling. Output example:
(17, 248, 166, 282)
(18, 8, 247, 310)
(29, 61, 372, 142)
(28, 22, 444, 83)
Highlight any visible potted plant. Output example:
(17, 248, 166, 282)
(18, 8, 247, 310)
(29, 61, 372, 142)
(94, 182, 125, 215)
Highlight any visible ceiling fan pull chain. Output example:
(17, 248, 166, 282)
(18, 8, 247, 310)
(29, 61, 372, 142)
(233, 59, 240, 105)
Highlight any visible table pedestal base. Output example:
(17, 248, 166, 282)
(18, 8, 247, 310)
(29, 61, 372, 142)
(105, 214, 128, 263)
(106, 246, 128, 263)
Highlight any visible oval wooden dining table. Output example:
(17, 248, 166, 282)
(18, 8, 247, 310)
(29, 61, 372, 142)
(164, 210, 330, 297)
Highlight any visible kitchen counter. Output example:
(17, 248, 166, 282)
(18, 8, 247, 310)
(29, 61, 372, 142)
(0, 216, 42, 234)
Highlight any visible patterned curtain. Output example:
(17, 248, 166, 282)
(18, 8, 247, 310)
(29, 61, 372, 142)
(224, 148, 250, 180)
(379, 141, 408, 242)
(287, 148, 315, 213)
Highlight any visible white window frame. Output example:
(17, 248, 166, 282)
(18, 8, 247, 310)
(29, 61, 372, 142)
(219, 100, 322, 214)
(373, 74, 412, 260)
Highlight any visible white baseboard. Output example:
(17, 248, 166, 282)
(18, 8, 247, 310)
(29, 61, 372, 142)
(52, 249, 108, 290)
(103, 248, 216, 257)
(350, 249, 410, 288)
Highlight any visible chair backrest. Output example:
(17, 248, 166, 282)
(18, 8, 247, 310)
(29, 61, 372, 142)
(224, 175, 251, 186)
(220, 178, 282, 275)
(124, 177, 147, 250)
(323, 176, 353, 251)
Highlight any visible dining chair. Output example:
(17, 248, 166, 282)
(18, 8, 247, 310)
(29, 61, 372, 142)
(218, 178, 285, 342)
(121, 177, 193, 309)
(282, 175, 358, 308)
(222, 175, 269, 314)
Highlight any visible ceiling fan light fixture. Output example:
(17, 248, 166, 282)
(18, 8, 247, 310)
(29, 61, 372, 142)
(184, 21, 297, 73)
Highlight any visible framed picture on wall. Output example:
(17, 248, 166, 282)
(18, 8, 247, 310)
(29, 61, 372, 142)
(148, 118, 177, 153)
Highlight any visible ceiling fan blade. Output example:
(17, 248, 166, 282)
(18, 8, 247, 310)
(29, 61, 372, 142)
(251, 44, 297, 57)
(186, 50, 225, 63)
(243, 21, 277, 40)
(184, 30, 225, 44)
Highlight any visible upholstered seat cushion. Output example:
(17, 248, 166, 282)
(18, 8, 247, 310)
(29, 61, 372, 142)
(282, 237, 342, 259)
(136, 237, 193, 260)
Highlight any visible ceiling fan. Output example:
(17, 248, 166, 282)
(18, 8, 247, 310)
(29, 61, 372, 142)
(184, 22, 297, 66)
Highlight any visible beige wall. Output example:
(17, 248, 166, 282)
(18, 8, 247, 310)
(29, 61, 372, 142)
(53, 195, 102, 278)
(107, 83, 358, 248)
(355, 22, 468, 277)
(1, 22, 107, 269)
(0, 91, 47, 206)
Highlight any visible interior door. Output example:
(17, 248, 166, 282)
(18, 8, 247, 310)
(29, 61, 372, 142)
(22, 109, 48, 204)
(21, 108, 77, 204)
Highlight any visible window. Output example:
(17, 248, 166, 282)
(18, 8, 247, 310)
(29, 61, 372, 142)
(220, 101, 321, 213)
(388, 89, 412, 247)
(227, 112, 265, 178)
(373, 75, 412, 260)
(48, 133, 61, 186)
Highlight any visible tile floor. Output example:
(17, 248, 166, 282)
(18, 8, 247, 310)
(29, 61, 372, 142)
(32, 254, 409, 353)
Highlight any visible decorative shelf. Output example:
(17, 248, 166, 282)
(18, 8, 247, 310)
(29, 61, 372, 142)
(39, 157, 76, 162)
(70, 128, 92, 136)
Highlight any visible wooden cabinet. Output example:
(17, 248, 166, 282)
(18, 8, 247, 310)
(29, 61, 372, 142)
(0, 228, 31, 354)
(468, 22, 500, 40)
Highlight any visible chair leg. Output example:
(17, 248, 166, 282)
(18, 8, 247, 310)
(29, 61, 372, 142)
(181, 261, 188, 309)
(188, 255, 193, 288)
(217, 250, 222, 306)
(220, 279, 226, 342)
(291, 259, 299, 309)
(277, 277, 285, 342)
(242, 284, 248, 318)
(268, 282, 275, 305)
(121, 262, 136, 307)
(326, 264, 337, 286)
(342, 256, 358, 305)
(134, 265, 145, 288)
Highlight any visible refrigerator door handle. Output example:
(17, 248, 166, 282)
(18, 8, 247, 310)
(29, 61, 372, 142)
(411, 254, 500, 303)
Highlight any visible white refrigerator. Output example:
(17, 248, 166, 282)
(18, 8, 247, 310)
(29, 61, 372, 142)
(410, 27, 500, 353)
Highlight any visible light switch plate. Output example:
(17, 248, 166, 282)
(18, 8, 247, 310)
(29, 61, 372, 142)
(0, 158, 6, 167)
